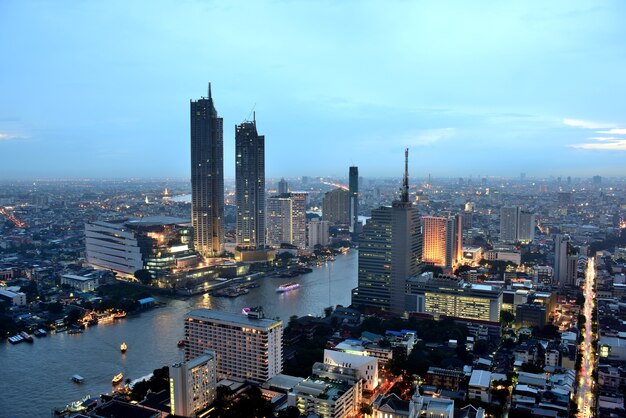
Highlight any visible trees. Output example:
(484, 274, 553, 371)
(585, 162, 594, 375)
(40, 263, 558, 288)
(133, 269, 153, 285)
(277, 406, 301, 418)
(500, 311, 515, 326)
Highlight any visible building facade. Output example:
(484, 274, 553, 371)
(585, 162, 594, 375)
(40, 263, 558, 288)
(500, 206, 519, 243)
(266, 192, 307, 248)
(235, 118, 265, 249)
(421, 216, 461, 268)
(352, 149, 421, 314)
(184, 309, 283, 383)
(349, 166, 359, 232)
(169, 352, 217, 417)
(308, 218, 330, 248)
(322, 188, 350, 225)
(191, 84, 224, 257)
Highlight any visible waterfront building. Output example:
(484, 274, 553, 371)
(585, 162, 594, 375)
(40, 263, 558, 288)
(169, 351, 217, 417)
(322, 188, 350, 226)
(351, 149, 422, 314)
(406, 272, 503, 322)
(349, 166, 359, 232)
(184, 309, 283, 383)
(308, 218, 330, 248)
(85, 217, 197, 277)
(191, 83, 224, 257)
(421, 215, 461, 268)
(235, 117, 265, 249)
(266, 192, 307, 248)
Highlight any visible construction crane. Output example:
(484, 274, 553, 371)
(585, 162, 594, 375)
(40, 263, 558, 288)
(0, 206, 27, 228)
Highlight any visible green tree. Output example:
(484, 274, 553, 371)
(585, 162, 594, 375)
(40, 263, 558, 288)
(277, 406, 301, 418)
(500, 311, 515, 326)
(65, 308, 82, 325)
(133, 269, 153, 285)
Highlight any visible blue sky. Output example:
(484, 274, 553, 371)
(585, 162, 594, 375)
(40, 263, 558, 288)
(1, 0, 625, 179)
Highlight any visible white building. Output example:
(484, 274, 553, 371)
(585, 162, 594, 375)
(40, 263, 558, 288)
(372, 390, 455, 418)
(323, 349, 378, 391)
(308, 218, 330, 248)
(169, 351, 217, 417)
(288, 376, 362, 418)
(468, 370, 492, 403)
(485, 250, 521, 265)
(266, 192, 307, 248)
(0, 289, 26, 306)
(85, 220, 144, 275)
(184, 309, 283, 383)
(60, 274, 100, 292)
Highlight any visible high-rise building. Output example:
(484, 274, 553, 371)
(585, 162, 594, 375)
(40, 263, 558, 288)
(421, 216, 461, 268)
(499, 206, 519, 243)
(278, 178, 289, 195)
(322, 188, 350, 225)
(235, 116, 265, 249)
(308, 218, 330, 248)
(191, 84, 224, 257)
(169, 352, 217, 417)
(290, 192, 308, 248)
(267, 192, 307, 248)
(184, 309, 283, 383)
(554, 234, 574, 286)
(349, 166, 359, 232)
(352, 149, 422, 314)
(517, 210, 536, 244)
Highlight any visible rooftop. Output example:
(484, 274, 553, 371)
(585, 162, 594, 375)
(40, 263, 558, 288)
(186, 308, 282, 329)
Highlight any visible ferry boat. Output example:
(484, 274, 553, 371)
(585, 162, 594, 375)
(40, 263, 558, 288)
(276, 283, 300, 293)
(19, 331, 34, 343)
(112, 373, 124, 385)
(120, 342, 127, 353)
(71, 374, 84, 384)
(113, 311, 127, 319)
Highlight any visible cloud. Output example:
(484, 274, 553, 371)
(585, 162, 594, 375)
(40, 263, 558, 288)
(404, 128, 456, 146)
(597, 128, 626, 135)
(589, 136, 621, 141)
(571, 137, 626, 150)
(0, 133, 22, 141)
(563, 118, 615, 129)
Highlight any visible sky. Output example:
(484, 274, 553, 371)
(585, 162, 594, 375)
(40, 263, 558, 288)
(1, 0, 626, 180)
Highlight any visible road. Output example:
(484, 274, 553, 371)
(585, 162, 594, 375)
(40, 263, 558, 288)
(576, 257, 596, 418)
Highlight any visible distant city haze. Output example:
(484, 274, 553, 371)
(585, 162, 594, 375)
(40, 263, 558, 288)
(1, 0, 626, 179)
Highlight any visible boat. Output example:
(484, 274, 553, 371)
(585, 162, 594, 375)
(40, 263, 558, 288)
(33, 328, 47, 337)
(68, 329, 83, 335)
(71, 374, 84, 384)
(112, 373, 124, 385)
(120, 342, 127, 353)
(177, 340, 185, 348)
(276, 283, 300, 293)
(19, 331, 34, 343)
(113, 311, 127, 319)
(8, 334, 24, 344)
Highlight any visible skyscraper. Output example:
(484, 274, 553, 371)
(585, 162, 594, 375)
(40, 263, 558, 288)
(322, 188, 350, 225)
(235, 116, 265, 249)
(266, 192, 307, 248)
(422, 216, 459, 268)
(517, 210, 536, 244)
(554, 234, 576, 286)
(499, 206, 519, 243)
(352, 149, 421, 314)
(278, 178, 289, 195)
(190, 83, 224, 257)
(349, 166, 359, 232)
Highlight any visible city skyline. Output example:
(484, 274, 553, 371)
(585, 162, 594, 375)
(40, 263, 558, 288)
(2, 1, 626, 179)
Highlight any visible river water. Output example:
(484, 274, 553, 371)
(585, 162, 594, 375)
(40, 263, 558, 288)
(0, 251, 358, 418)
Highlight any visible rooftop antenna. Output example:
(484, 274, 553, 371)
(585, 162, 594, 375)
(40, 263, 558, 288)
(401, 147, 409, 203)
(208, 82, 212, 99)
(246, 103, 256, 122)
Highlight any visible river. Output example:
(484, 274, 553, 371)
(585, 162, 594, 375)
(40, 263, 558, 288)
(0, 251, 358, 418)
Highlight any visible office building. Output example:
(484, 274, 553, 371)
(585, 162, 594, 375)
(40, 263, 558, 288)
(322, 188, 350, 225)
(235, 117, 265, 249)
(500, 206, 519, 243)
(60, 274, 100, 292)
(308, 218, 330, 248)
(352, 149, 422, 314)
(266, 192, 307, 248)
(406, 272, 502, 322)
(349, 166, 359, 232)
(85, 217, 197, 277)
(169, 352, 217, 417)
(191, 83, 224, 257)
(184, 309, 282, 383)
(288, 372, 362, 418)
(278, 178, 289, 194)
(421, 215, 461, 268)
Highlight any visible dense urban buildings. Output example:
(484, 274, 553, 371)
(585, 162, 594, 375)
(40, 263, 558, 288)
(235, 116, 265, 249)
(190, 84, 225, 257)
(184, 309, 283, 383)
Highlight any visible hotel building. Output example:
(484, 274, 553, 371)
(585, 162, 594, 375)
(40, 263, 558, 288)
(184, 309, 283, 383)
(169, 351, 217, 417)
